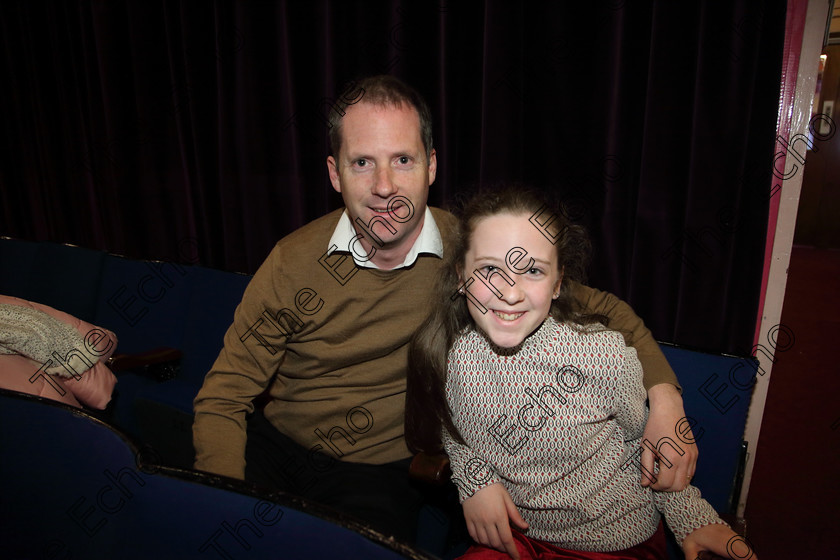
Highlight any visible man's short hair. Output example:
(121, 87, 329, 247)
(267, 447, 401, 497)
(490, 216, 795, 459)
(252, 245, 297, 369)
(328, 75, 434, 159)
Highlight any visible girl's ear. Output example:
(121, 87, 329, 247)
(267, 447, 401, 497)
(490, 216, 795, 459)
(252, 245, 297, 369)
(456, 264, 465, 285)
(553, 266, 564, 299)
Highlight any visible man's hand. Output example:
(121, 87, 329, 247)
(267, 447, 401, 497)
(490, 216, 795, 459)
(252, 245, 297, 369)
(682, 523, 756, 560)
(642, 383, 698, 491)
(462, 483, 529, 560)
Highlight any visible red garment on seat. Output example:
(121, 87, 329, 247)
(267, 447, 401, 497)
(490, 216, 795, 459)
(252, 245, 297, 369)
(457, 522, 666, 560)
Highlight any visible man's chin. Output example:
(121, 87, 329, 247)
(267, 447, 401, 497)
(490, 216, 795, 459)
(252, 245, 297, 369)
(365, 234, 407, 252)
(362, 222, 421, 249)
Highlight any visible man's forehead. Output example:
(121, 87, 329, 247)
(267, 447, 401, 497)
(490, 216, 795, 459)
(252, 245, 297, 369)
(339, 101, 423, 152)
(344, 99, 420, 122)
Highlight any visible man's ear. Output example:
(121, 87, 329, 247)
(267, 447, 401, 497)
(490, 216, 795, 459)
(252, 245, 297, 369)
(327, 156, 341, 193)
(427, 149, 437, 186)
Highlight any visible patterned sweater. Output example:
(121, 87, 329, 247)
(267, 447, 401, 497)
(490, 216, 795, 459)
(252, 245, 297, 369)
(444, 317, 724, 551)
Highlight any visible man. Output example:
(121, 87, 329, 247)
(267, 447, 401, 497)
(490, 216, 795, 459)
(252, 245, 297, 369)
(192, 75, 695, 545)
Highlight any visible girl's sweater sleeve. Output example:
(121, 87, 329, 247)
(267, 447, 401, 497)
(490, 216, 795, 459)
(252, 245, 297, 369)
(616, 344, 728, 546)
(443, 359, 500, 502)
(442, 428, 502, 502)
(653, 486, 729, 546)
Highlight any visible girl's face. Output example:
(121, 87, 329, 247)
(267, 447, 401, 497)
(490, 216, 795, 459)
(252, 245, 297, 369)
(460, 211, 563, 348)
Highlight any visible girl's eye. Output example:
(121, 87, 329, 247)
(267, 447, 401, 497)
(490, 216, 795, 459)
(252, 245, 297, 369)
(528, 267, 543, 275)
(481, 265, 498, 274)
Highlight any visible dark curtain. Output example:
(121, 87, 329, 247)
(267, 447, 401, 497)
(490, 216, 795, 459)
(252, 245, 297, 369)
(0, 1, 787, 355)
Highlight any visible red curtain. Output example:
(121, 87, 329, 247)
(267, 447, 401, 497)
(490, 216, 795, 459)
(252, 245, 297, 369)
(0, 1, 787, 355)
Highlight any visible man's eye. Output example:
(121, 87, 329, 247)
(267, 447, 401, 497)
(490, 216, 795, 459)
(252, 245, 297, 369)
(396, 156, 411, 165)
(354, 159, 369, 167)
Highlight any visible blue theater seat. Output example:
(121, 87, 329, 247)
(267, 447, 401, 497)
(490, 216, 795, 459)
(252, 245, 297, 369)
(0, 238, 758, 558)
(0, 390, 433, 560)
(658, 343, 757, 558)
(0, 238, 105, 322)
(0, 238, 252, 465)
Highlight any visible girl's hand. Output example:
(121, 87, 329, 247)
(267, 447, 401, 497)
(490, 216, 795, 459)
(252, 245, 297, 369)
(682, 523, 757, 560)
(462, 483, 529, 560)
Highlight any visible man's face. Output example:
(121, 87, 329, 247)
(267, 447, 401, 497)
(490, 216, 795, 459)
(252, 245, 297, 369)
(327, 102, 436, 263)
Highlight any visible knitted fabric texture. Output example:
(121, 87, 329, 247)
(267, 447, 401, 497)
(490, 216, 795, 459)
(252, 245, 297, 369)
(0, 303, 102, 378)
(444, 317, 724, 551)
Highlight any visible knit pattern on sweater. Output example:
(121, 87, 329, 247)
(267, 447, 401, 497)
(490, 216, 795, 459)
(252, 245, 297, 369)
(444, 318, 724, 550)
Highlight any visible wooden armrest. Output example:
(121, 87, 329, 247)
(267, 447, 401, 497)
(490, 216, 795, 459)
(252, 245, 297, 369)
(409, 451, 451, 485)
(108, 347, 182, 381)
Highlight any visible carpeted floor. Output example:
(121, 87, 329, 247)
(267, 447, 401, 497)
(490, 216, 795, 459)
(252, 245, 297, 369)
(744, 245, 840, 559)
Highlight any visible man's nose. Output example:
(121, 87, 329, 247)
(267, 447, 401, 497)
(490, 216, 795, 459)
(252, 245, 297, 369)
(372, 167, 398, 198)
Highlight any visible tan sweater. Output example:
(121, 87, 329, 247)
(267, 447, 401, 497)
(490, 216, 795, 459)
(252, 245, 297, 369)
(193, 208, 678, 480)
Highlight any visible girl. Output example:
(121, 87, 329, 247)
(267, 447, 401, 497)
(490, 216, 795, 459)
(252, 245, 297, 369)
(406, 187, 753, 560)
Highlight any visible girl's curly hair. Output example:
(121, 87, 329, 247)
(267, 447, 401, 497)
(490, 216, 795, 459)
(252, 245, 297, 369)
(405, 184, 602, 453)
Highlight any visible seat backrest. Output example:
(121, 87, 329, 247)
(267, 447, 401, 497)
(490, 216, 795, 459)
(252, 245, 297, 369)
(1, 238, 254, 387)
(0, 238, 106, 322)
(176, 265, 252, 386)
(92, 253, 194, 354)
(0, 390, 432, 560)
(659, 343, 758, 513)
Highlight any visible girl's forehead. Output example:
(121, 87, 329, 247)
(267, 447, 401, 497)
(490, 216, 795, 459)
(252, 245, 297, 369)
(468, 211, 557, 256)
